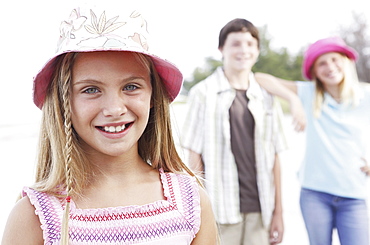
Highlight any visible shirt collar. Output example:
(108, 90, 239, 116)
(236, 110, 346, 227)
(323, 87, 363, 109)
(214, 67, 264, 100)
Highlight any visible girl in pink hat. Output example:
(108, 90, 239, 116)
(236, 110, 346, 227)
(256, 37, 370, 245)
(1, 6, 218, 245)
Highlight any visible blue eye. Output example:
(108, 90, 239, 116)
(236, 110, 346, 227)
(83, 87, 99, 94)
(124, 84, 138, 91)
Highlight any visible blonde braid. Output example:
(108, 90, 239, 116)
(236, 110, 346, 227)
(59, 53, 76, 245)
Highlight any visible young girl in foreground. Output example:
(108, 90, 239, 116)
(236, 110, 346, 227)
(256, 37, 370, 245)
(1, 6, 218, 245)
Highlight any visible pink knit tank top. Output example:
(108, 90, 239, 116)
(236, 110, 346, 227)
(22, 169, 201, 244)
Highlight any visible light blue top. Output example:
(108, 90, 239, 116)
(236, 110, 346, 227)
(297, 82, 370, 199)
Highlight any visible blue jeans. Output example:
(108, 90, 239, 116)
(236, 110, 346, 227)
(300, 188, 369, 245)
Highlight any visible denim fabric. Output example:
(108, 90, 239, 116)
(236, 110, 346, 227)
(300, 188, 369, 245)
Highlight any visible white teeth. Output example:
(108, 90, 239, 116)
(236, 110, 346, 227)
(103, 124, 126, 133)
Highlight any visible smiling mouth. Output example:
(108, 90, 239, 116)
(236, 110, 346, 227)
(96, 123, 132, 133)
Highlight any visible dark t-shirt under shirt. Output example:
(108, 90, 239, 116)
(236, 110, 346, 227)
(229, 89, 261, 213)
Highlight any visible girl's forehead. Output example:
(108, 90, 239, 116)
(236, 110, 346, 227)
(74, 52, 143, 69)
(72, 51, 151, 82)
(315, 52, 344, 63)
(75, 51, 136, 62)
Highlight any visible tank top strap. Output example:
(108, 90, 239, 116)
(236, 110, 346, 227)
(22, 187, 65, 243)
(159, 169, 201, 235)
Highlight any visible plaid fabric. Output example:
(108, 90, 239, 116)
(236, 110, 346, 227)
(181, 67, 287, 227)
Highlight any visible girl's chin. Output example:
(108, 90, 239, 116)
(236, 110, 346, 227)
(322, 78, 343, 85)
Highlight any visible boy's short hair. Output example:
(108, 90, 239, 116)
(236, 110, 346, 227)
(218, 18, 260, 49)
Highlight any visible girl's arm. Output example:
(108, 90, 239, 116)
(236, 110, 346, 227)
(254, 72, 298, 95)
(1, 196, 43, 245)
(191, 187, 219, 245)
(255, 73, 306, 132)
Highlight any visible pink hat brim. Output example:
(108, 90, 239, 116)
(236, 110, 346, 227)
(33, 50, 183, 109)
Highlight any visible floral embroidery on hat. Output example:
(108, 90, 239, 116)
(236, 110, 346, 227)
(56, 8, 149, 53)
(130, 10, 149, 51)
(58, 8, 87, 46)
(84, 10, 126, 35)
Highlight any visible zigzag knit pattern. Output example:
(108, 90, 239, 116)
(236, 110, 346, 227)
(23, 169, 201, 244)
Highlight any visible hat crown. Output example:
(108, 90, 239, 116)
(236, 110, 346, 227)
(33, 6, 183, 108)
(305, 37, 347, 55)
(56, 8, 149, 55)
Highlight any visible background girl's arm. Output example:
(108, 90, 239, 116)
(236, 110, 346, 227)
(254, 72, 298, 95)
(255, 73, 306, 132)
(1, 196, 43, 245)
(191, 187, 219, 245)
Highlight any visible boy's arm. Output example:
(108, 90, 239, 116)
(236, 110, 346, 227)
(270, 154, 284, 245)
(188, 150, 205, 178)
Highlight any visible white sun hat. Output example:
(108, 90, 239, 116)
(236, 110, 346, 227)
(33, 6, 183, 108)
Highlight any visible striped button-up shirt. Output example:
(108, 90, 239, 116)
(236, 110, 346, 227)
(181, 67, 287, 227)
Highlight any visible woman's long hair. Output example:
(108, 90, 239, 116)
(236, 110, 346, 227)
(32, 51, 199, 244)
(312, 55, 360, 117)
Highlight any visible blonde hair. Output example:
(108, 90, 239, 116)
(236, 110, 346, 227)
(32, 51, 199, 244)
(312, 55, 360, 117)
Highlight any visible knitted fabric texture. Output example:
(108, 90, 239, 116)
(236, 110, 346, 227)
(23, 169, 201, 244)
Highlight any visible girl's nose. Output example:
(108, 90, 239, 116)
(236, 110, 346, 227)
(102, 94, 127, 117)
(327, 60, 337, 70)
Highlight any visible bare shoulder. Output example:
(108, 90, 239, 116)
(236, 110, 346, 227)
(191, 187, 219, 245)
(1, 196, 43, 245)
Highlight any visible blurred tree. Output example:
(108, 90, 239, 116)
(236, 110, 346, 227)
(339, 12, 370, 83)
(252, 25, 304, 81)
(182, 57, 222, 92)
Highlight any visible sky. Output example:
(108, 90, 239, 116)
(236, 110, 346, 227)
(1, 0, 369, 126)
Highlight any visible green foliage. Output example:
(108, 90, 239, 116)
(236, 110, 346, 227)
(252, 25, 304, 81)
(253, 47, 304, 82)
(182, 57, 223, 92)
